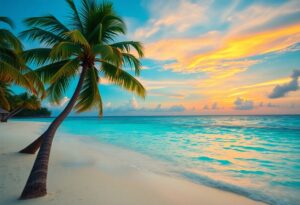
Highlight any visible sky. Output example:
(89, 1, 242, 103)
(1, 0, 300, 116)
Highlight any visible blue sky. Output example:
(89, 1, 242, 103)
(1, 0, 300, 116)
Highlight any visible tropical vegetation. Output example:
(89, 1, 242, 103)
(0, 16, 45, 112)
(1, 92, 41, 122)
(15, 107, 51, 117)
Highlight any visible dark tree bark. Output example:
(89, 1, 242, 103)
(19, 67, 87, 199)
(1, 107, 24, 122)
(19, 135, 43, 154)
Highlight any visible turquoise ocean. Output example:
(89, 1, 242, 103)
(15, 116, 300, 205)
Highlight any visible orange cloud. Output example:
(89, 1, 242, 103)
(146, 23, 300, 78)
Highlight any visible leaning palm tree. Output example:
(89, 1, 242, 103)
(19, 0, 146, 199)
(0, 17, 45, 104)
(1, 92, 41, 122)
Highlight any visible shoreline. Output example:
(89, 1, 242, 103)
(0, 121, 265, 205)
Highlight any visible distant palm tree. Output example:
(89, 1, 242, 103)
(0, 17, 45, 108)
(0, 82, 13, 111)
(1, 92, 41, 122)
(19, 0, 146, 199)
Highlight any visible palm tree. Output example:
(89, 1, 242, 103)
(0, 17, 45, 108)
(19, 0, 146, 199)
(0, 82, 13, 111)
(1, 92, 41, 122)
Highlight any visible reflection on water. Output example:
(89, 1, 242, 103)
(16, 115, 300, 205)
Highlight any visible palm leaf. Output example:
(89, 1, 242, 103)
(47, 75, 72, 104)
(20, 27, 65, 46)
(23, 67, 46, 98)
(0, 29, 22, 51)
(24, 15, 69, 36)
(65, 0, 84, 31)
(65, 29, 89, 47)
(50, 59, 80, 83)
(99, 61, 146, 98)
(0, 16, 15, 28)
(0, 46, 24, 68)
(122, 53, 142, 75)
(0, 60, 36, 94)
(111, 41, 144, 57)
(34, 60, 69, 82)
(75, 67, 103, 115)
(50, 41, 81, 60)
(0, 82, 13, 110)
(22, 48, 53, 65)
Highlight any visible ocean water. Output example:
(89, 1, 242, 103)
(15, 116, 300, 205)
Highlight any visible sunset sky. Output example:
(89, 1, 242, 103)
(1, 0, 300, 115)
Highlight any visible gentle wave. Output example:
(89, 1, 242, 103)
(181, 172, 296, 205)
(182, 123, 300, 131)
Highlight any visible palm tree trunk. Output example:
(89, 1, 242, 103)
(19, 66, 87, 199)
(19, 135, 43, 154)
(1, 107, 24, 122)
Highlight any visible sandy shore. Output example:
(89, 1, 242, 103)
(0, 121, 265, 205)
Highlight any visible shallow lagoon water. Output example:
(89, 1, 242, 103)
(15, 115, 300, 205)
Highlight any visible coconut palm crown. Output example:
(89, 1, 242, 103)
(19, 0, 146, 199)
(0, 17, 45, 108)
(21, 0, 145, 115)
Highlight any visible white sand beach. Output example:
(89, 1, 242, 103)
(0, 121, 265, 205)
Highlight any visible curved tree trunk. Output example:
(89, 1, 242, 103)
(1, 107, 24, 122)
(19, 135, 43, 154)
(19, 67, 87, 199)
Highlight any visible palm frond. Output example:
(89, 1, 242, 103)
(24, 15, 69, 36)
(50, 41, 81, 60)
(75, 67, 103, 115)
(111, 41, 144, 57)
(0, 16, 15, 28)
(0, 82, 13, 110)
(122, 53, 142, 75)
(94, 45, 123, 68)
(34, 60, 78, 103)
(0, 60, 36, 94)
(100, 15, 126, 43)
(65, 0, 84, 31)
(99, 61, 146, 98)
(22, 48, 53, 65)
(0, 29, 22, 51)
(23, 67, 46, 99)
(47, 75, 72, 104)
(34, 60, 69, 82)
(0, 46, 24, 68)
(65, 29, 89, 47)
(20, 27, 65, 46)
(50, 59, 80, 83)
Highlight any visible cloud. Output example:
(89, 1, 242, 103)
(134, 0, 300, 82)
(269, 70, 300, 98)
(167, 105, 186, 112)
(148, 91, 185, 99)
(202, 102, 221, 110)
(134, 0, 211, 40)
(203, 105, 209, 110)
(211, 102, 218, 110)
(130, 97, 139, 109)
(47, 96, 70, 107)
(146, 23, 300, 76)
(234, 97, 254, 110)
(267, 102, 278, 108)
(105, 101, 186, 115)
(105, 102, 112, 108)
